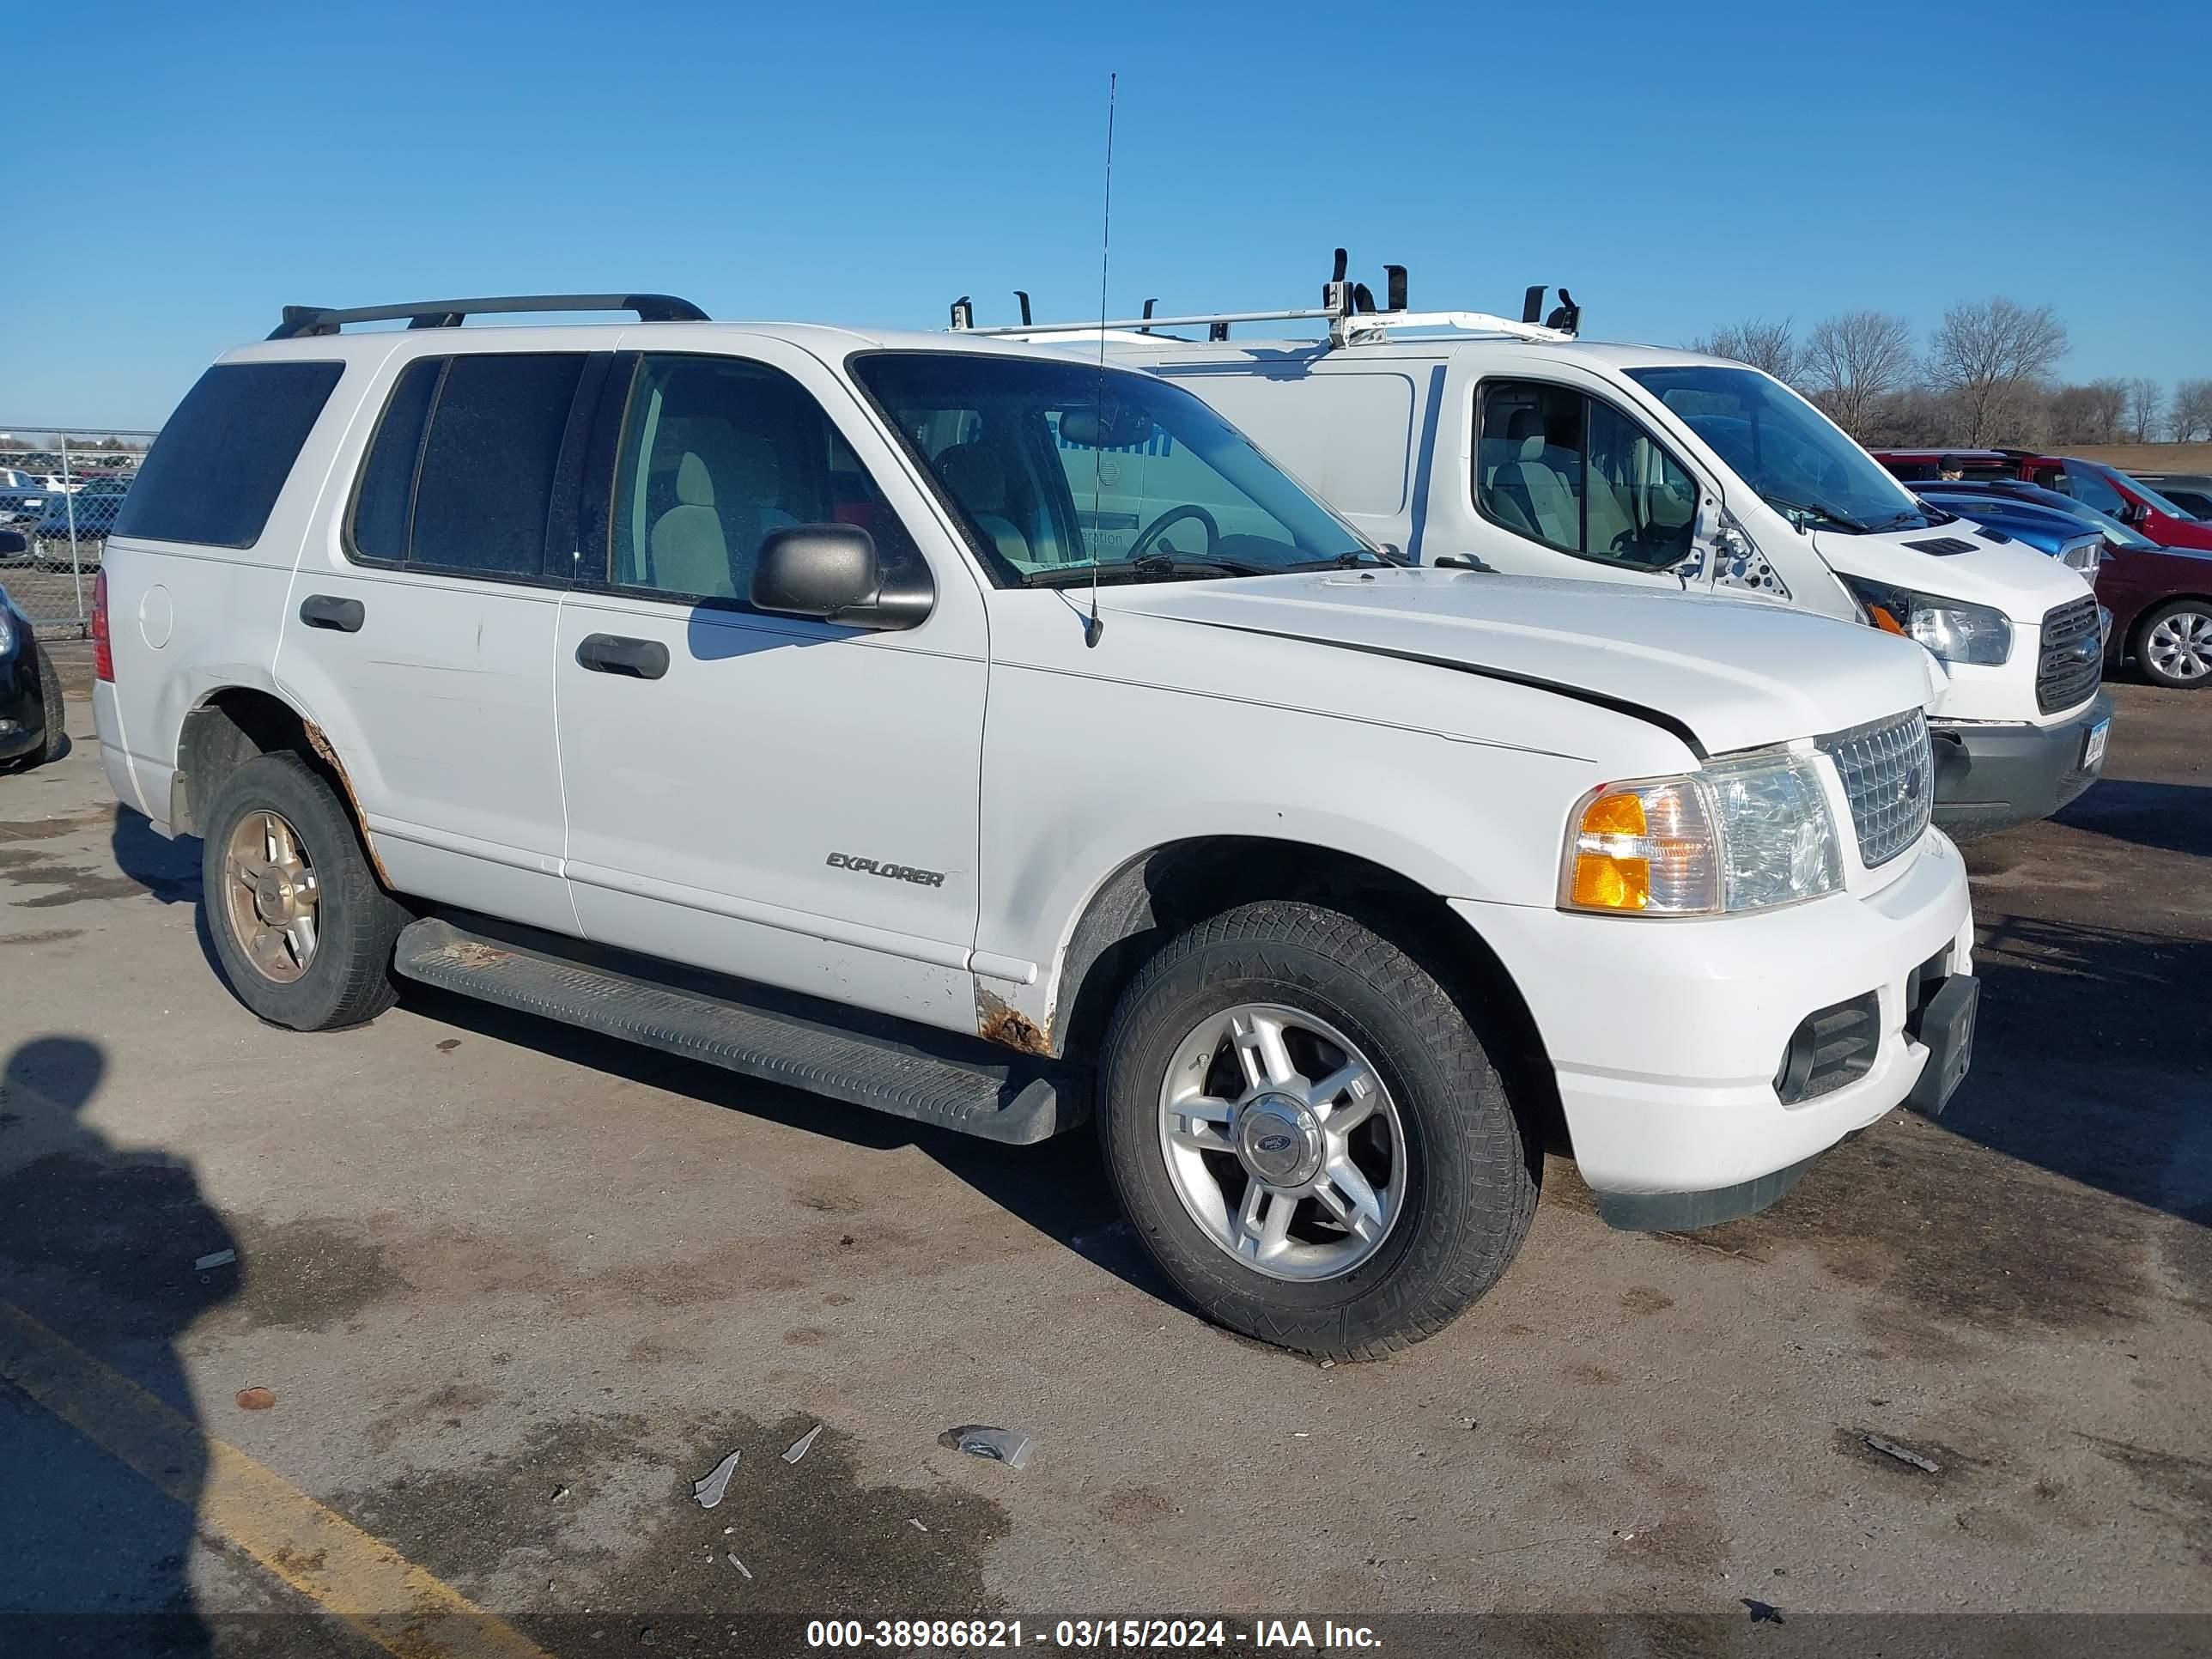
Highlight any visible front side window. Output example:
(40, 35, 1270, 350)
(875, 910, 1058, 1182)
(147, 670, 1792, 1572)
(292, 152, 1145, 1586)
(607, 355, 922, 604)
(2064, 465, 2127, 517)
(854, 351, 1370, 586)
(1626, 364, 1934, 534)
(348, 352, 588, 579)
(1474, 381, 1697, 570)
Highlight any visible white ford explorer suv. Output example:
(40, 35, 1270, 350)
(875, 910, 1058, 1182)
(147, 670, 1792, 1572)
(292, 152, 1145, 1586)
(92, 294, 1976, 1358)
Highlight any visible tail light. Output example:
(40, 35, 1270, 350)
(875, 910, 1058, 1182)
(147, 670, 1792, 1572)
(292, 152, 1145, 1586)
(91, 568, 113, 682)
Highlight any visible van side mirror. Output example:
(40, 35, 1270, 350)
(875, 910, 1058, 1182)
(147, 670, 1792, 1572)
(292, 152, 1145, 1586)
(2121, 500, 2150, 526)
(750, 525, 933, 629)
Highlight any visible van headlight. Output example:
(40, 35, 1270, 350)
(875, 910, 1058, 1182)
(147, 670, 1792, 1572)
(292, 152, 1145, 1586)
(1561, 751, 1842, 917)
(1844, 578, 2013, 665)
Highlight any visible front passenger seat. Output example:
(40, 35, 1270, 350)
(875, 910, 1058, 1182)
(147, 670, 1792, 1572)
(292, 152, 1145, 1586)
(934, 442, 1034, 568)
(650, 452, 734, 598)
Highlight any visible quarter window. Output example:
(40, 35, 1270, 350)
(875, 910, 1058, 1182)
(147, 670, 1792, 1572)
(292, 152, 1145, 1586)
(112, 361, 344, 548)
(1474, 381, 1696, 571)
(346, 352, 589, 579)
(607, 355, 921, 604)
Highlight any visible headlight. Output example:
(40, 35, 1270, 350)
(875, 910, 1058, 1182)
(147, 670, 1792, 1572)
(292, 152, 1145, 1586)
(1844, 578, 2012, 665)
(0, 605, 15, 657)
(1561, 750, 1842, 917)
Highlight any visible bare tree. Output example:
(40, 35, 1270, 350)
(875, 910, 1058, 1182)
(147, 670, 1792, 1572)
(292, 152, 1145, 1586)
(1688, 318, 1802, 383)
(2172, 379, 2212, 443)
(1801, 311, 1915, 438)
(1924, 298, 2069, 446)
(2124, 378, 2165, 444)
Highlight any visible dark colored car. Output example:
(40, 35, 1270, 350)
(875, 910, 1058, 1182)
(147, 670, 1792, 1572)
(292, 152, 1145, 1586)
(2133, 473, 2212, 520)
(1910, 484, 2106, 575)
(1869, 447, 2022, 483)
(0, 576, 67, 768)
(32, 477, 131, 541)
(0, 467, 55, 527)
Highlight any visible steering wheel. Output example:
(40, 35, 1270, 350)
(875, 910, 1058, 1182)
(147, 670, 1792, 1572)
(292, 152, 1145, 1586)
(1127, 503, 1220, 562)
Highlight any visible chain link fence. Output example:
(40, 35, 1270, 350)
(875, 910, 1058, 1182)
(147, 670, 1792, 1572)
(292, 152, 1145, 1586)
(1, 427, 158, 636)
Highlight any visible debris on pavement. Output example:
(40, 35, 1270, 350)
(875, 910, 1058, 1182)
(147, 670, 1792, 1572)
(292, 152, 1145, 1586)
(550, 1486, 569, 1503)
(194, 1249, 237, 1271)
(234, 1388, 275, 1412)
(692, 1450, 741, 1509)
(939, 1425, 1035, 1469)
(781, 1424, 823, 1464)
(908, 1518, 929, 1532)
(1742, 1598, 1785, 1625)
(1864, 1434, 1942, 1474)
(726, 1553, 752, 1580)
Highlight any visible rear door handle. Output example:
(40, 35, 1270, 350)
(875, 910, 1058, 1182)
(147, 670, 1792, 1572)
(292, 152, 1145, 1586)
(575, 634, 669, 679)
(299, 594, 365, 633)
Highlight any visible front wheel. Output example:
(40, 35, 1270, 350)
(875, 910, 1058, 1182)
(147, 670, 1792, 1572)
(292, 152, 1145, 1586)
(1099, 901, 1538, 1359)
(2137, 599, 2212, 689)
(201, 750, 409, 1030)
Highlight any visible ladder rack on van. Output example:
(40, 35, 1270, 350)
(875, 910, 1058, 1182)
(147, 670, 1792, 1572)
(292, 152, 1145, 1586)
(948, 252, 1581, 350)
(267, 293, 709, 339)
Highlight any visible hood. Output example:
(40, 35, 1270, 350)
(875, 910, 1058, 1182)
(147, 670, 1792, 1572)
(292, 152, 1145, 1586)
(1103, 569, 1939, 757)
(1810, 526, 2095, 618)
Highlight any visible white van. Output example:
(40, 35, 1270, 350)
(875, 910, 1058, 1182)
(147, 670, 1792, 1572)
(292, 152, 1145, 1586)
(95, 293, 1972, 1358)
(986, 276, 2109, 840)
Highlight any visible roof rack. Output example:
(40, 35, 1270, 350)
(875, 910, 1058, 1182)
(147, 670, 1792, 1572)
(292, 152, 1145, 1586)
(949, 252, 1579, 349)
(267, 293, 709, 341)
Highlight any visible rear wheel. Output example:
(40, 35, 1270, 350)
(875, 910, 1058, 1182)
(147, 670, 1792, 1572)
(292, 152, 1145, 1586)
(201, 751, 408, 1030)
(31, 638, 66, 764)
(2138, 599, 2212, 689)
(1100, 900, 1538, 1360)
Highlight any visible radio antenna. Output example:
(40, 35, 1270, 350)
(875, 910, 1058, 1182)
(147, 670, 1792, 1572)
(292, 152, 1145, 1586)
(1085, 71, 1117, 648)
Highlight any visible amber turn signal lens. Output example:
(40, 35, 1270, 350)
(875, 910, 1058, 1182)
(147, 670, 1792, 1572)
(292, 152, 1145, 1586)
(1868, 605, 1908, 636)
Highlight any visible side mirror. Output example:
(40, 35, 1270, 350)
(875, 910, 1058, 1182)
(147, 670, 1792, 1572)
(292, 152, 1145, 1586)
(750, 525, 933, 629)
(2122, 500, 2151, 526)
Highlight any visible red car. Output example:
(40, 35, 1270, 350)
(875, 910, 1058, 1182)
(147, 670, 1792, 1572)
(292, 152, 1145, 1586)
(1875, 450, 2212, 687)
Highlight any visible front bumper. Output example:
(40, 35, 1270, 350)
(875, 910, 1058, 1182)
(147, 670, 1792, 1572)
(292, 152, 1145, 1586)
(1454, 831, 1976, 1227)
(1929, 691, 2111, 840)
(0, 643, 46, 759)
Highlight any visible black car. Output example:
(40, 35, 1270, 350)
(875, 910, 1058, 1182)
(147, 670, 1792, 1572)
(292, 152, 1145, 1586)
(2135, 473, 2212, 520)
(0, 574, 66, 769)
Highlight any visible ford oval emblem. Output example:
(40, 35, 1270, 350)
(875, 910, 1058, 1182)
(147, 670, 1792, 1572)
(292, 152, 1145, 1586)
(1255, 1133, 1296, 1155)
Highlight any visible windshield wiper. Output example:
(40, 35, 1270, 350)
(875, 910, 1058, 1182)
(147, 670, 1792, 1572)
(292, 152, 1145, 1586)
(1281, 547, 1407, 572)
(1019, 553, 1268, 588)
(1762, 495, 1873, 534)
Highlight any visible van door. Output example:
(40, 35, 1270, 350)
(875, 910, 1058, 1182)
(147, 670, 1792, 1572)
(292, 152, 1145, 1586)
(1464, 377, 1712, 592)
(551, 342, 986, 1029)
(273, 348, 601, 935)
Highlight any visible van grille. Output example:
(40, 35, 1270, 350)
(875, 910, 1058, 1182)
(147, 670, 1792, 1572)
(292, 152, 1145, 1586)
(1816, 710, 1933, 869)
(2037, 595, 2103, 714)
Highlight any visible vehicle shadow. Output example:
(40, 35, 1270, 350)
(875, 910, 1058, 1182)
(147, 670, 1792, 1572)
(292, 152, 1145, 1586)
(0, 1035, 237, 1653)
(2049, 778, 2212, 861)
(1948, 912, 2211, 1227)
(392, 982, 1176, 1303)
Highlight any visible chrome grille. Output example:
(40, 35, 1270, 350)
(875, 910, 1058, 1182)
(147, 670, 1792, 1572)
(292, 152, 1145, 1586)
(2037, 594, 2103, 714)
(1817, 709, 1934, 869)
(2060, 538, 2102, 575)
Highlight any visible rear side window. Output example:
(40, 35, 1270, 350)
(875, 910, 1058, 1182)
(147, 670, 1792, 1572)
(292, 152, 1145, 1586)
(111, 361, 343, 548)
(347, 353, 589, 579)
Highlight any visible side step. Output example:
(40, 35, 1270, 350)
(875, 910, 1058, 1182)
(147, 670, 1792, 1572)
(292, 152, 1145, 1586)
(392, 918, 1078, 1146)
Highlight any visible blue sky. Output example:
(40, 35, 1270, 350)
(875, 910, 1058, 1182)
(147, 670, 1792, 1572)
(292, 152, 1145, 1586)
(6, 0, 2206, 430)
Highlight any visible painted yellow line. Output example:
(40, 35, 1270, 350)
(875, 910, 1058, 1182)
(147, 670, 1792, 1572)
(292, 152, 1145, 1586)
(0, 1298, 556, 1659)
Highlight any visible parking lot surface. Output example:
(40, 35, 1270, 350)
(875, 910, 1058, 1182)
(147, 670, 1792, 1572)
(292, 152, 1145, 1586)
(3, 662, 2208, 1656)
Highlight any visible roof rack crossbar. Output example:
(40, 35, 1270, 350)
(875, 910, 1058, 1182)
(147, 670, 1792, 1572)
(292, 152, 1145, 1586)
(957, 305, 1340, 337)
(975, 306, 1573, 347)
(268, 293, 708, 340)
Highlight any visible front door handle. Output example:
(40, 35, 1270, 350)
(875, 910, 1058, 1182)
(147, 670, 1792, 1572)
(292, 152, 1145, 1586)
(575, 634, 670, 679)
(299, 594, 365, 632)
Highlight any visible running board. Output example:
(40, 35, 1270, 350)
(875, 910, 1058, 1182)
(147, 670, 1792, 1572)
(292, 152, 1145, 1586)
(392, 918, 1077, 1145)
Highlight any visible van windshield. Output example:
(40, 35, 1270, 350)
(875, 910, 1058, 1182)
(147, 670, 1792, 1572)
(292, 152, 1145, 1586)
(854, 351, 1378, 586)
(1626, 365, 1936, 534)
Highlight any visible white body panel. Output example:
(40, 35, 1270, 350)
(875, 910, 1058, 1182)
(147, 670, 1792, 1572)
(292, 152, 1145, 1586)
(95, 317, 1974, 1204)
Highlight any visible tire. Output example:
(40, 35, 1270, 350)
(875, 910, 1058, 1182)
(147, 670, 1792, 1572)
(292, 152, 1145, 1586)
(200, 750, 408, 1031)
(1098, 900, 1538, 1360)
(31, 638, 67, 765)
(2136, 599, 2212, 690)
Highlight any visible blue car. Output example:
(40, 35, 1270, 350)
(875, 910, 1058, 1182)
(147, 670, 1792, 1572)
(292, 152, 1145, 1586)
(31, 476, 131, 544)
(0, 582, 66, 769)
(1911, 483, 2108, 575)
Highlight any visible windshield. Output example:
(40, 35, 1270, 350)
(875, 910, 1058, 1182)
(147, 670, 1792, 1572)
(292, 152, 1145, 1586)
(2072, 459, 2191, 521)
(1626, 365, 1933, 533)
(853, 351, 1374, 586)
